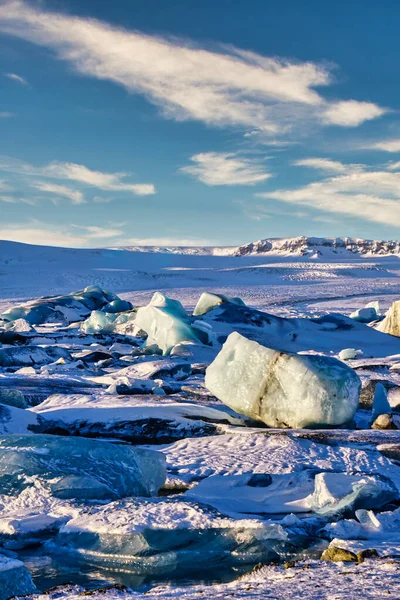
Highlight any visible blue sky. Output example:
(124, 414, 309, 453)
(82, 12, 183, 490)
(1, 0, 400, 247)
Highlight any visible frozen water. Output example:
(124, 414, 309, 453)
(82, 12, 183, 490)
(135, 292, 203, 355)
(0, 434, 166, 499)
(80, 310, 118, 334)
(0, 389, 27, 409)
(377, 300, 400, 336)
(193, 292, 245, 316)
(310, 472, 398, 517)
(350, 307, 379, 323)
(205, 332, 361, 428)
(372, 383, 392, 420)
(54, 497, 306, 575)
(338, 348, 362, 360)
(0, 555, 37, 600)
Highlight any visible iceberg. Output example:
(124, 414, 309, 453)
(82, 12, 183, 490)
(0, 434, 166, 499)
(0, 556, 37, 600)
(80, 310, 118, 334)
(193, 292, 245, 317)
(135, 292, 203, 355)
(205, 332, 361, 428)
(350, 307, 379, 323)
(101, 298, 133, 313)
(0, 389, 27, 409)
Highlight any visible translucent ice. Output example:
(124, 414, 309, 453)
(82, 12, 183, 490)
(0, 434, 166, 500)
(135, 292, 202, 355)
(372, 383, 392, 420)
(80, 310, 118, 334)
(205, 332, 361, 428)
(0, 556, 37, 600)
(54, 497, 306, 575)
(350, 307, 379, 323)
(193, 292, 245, 316)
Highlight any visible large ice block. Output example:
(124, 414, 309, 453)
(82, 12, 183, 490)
(205, 332, 361, 428)
(0, 434, 166, 499)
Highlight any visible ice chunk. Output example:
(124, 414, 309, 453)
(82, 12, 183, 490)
(0, 345, 71, 367)
(0, 556, 37, 600)
(54, 497, 304, 575)
(205, 332, 361, 428)
(350, 307, 379, 323)
(372, 383, 392, 420)
(310, 472, 398, 517)
(80, 310, 118, 334)
(101, 298, 133, 313)
(135, 292, 202, 355)
(377, 300, 400, 336)
(338, 348, 362, 360)
(193, 292, 245, 316)
(3, 318, 34, 332)
(0, 434, 166, 499)
(0, 389, 27, 409)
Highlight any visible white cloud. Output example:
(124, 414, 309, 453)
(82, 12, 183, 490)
(31, 181, 84, 204)
(0, 222, 125, 247)
(321, 100, 387, 126)
(0, 1, 386, 133)
(181, 152, 271, 185)
(258, 162, 400, 227)
(0, 156, 155, 196)
(0, 195, 16, 203)
(5, 72, 28, 85)
(0, 112, 14, 118)
(294, 158, 348, 173)
(387, 161, 400, 171)
(369, 139, 400, 152)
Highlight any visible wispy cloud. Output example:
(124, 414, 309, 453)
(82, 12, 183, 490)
(5, 72, 28, 85)
(181, 152, 271, 185)
(293, 158, 350, 173)
(0, 156, 156, 198)
(0, 1, 387, 135)
(257, 160, 400, 226)
(0, 221, 125, 247)
(0, 112, 14, 118)
(121, 236, 215, 246)
(367, 139, 400, 152)
(31, 181, 84, 204)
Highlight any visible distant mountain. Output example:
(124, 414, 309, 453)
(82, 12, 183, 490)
(233, 237, 400, 257)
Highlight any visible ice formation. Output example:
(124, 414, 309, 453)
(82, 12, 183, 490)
(377, 300, 400, 336)
(371, 383, 392, 421)
(135, 292, 203, 354)
(0, 556, 37, 600)
(205, 332, 361, 428)
(0, 434, 166, 499)
(193, 292, 245, 316)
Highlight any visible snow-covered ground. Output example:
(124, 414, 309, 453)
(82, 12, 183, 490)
(1, 239, 400, 599)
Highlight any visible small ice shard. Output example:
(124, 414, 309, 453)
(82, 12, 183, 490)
(0, 390, 27, 409)
(377, 300, 400, 336)
(350, 307, 379, 323)
(338, 348, 362, 360)
(205, 332, 361, 428)
(372, 383, 391, 421)
(0, 556, 37, 600)
(193, 292, 245, 316)
(310, 472, 398, 517)
(135, 292, 203, 355)
(0, 434, 166, 499)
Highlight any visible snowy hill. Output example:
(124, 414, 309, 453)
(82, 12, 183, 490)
(234, 236, 400, 257)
